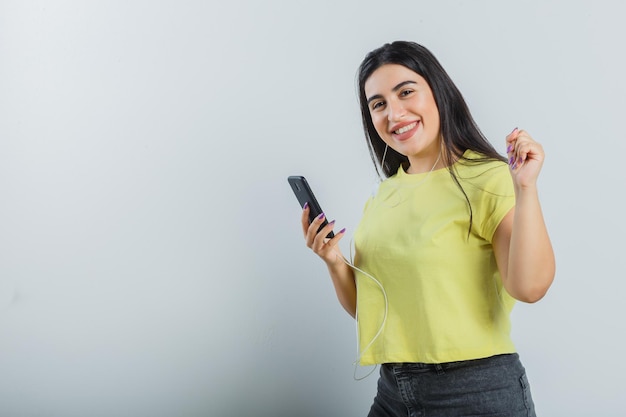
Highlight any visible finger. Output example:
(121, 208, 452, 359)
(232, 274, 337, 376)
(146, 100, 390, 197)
(300, 202, 311, 237)
(313, 223, 347, 262)
(509, 130, 538, 168)
(313, 215, 339, 240)
(510, 139, 529, 170)
(505, 127, 519, 146)
(306, 212, 328, 247)
(320, 219, 344, 241)
(513, 140, 544, 170)
(312, 219, 336, 252)
(519, 140, 542, 161)
(505, 127, 520, 157)
(320, 226, 347, 255)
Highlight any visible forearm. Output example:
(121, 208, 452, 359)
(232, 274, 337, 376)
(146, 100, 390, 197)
(300, 207, 356, 317)
(325, 256, 357, 318)
(507, 185, 555, 302)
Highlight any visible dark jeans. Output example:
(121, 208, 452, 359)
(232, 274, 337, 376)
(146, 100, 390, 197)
(367, 353, 536, 417)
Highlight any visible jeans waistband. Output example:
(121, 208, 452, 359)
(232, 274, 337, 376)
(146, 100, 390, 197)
(383, 353, 518, 374)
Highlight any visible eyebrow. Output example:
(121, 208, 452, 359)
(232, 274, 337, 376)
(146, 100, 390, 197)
(366, 80, 418, 105)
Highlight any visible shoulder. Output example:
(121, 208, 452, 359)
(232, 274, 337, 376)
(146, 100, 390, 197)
(454, 150, 511, 190)
(455, 151, 515, 239)
(456, 150, 508, 171)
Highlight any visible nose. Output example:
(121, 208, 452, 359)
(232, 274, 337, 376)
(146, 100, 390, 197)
(387, 98, 406, 122)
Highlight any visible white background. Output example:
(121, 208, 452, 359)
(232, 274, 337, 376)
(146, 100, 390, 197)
(1, 1, 625, 416)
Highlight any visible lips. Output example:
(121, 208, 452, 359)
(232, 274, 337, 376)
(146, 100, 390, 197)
(391, 120, 420, 141)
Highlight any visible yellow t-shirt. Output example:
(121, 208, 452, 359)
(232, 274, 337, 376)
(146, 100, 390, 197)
(353, 151, 516, 365)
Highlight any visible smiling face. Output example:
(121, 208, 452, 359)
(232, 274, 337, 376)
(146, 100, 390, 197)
(364, 64, 442, 173)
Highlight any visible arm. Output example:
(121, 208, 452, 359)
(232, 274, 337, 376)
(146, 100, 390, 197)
(492, 128, 556, 303)
(301, 205, 357, 317)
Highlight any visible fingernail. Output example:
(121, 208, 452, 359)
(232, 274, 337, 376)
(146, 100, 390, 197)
(506, 144, 513, 153)
(508, 156, 514, 165)
(317, 213, 325, 220)
(338, 228, 346, 234)
(303, 202, 309, 210)
(329, 220, 336, 226)
(511, 127, 518, 134)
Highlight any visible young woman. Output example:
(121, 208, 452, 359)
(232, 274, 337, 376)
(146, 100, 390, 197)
(300, 41, 555, 416)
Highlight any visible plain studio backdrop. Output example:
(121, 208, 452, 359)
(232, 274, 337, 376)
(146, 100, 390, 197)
(1, 1, 625, 416)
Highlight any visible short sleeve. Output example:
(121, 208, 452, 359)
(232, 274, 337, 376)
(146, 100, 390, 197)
(470, 163, 515, 242)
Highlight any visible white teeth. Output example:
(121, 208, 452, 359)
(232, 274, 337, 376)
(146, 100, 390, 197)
(394, 122, 417, 134)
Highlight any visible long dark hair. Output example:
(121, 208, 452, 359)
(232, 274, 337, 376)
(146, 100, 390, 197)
(357, 41, 506, 233)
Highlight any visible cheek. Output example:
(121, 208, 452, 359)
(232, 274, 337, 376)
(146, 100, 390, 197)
(370, 114, 387, 136)
(427, 101, 440, 123)
(423, 105, 440, 131)
(429, 112, 440, 128)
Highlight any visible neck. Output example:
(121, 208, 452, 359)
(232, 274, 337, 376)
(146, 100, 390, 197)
(407, 149, 443, 175)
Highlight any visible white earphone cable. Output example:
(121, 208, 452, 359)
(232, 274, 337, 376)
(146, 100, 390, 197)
(332, 246, 388, 381)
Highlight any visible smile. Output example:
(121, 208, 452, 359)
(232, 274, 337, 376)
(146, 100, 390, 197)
(393, 121, 418, 135)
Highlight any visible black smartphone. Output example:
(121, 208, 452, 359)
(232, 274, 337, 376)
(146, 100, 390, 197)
(288, 175, 334, 238)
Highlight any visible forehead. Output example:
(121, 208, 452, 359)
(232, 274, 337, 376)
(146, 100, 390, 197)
(364, 64, 427, 96)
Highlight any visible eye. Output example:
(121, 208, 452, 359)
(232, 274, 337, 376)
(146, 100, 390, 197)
(400, 88, 414, 97)
(370, 100, 385, 111)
